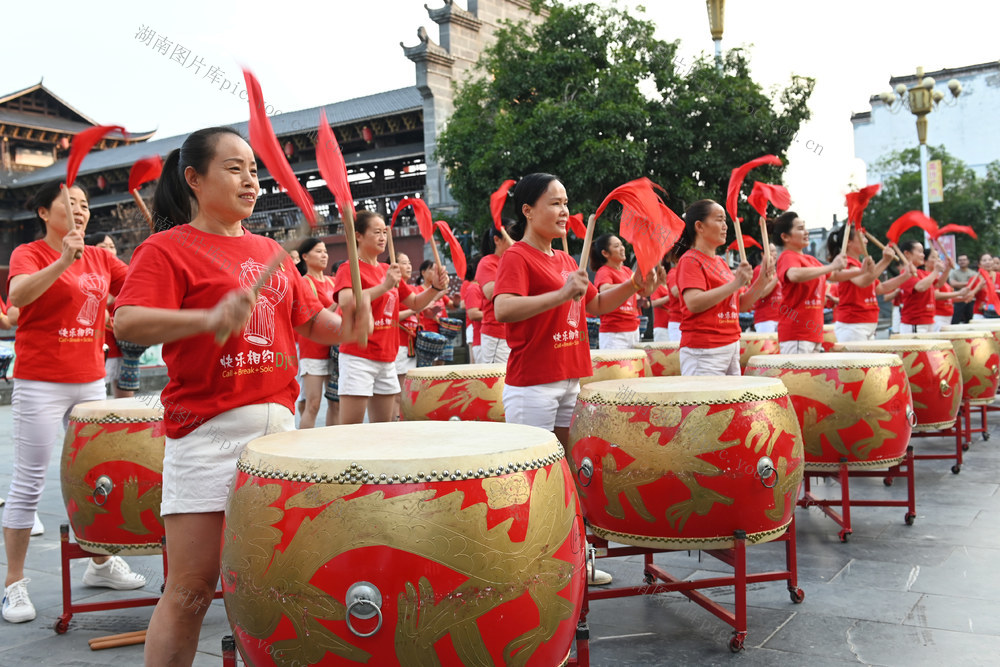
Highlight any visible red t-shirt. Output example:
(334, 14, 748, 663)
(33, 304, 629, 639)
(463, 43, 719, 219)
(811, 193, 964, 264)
(465, 281, 485, 346)
(476, 254, 506, 339)
(677, 249, 740, 349)
(594, 264, 639, 333)
(834, 257, 879, 324)
(665, 268, 682, 323)
(9, 241, 128, 383)
(651, 284, 670, 328)
(936, 283, 954, 317)
(494, 243, 597, 387)
(751, 264, 782, 323)
(298, 274, 336, 360)
(417, 288, 451, 333)
(398, 280, 419, 349)
(114, 225, 322, 438)
(335, 261, 414, 363)
(777, 250, 825, 343)
(900, 270, 936, 325)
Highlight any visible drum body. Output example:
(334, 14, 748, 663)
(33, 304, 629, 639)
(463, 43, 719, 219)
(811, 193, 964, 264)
(821, 324, 837, 352)
(116, 339, 148, 392)
(740, 332, 780, 371)
(402, 363, 506, 421)
(634, 342, 680, 377)
(893, 332, 999, 406)
(833, 340, 961, 431)
(745, 353, 912, 470)
(415, 331, 447, 367)
(567, 377, 803, 550)
(222, 422, 585, 667)
(61, 398, 165, 555)
(583, 349, 649, 386)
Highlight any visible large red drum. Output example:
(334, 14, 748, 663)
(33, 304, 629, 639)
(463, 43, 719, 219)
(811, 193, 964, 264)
(582, 349, 649, 386)
(740, 332, 780, 371)
(833, 340, 962, 431)
(745, 353, 913, 470)
(633, 341, 680, 377)
(222, 422, 585, 667)
(894, 331, 999, 406)
(401, 363, 505, 421)
(567, 377, 804, 550)
(944, 322, 1000, 346)
(61, 398, 165, 555)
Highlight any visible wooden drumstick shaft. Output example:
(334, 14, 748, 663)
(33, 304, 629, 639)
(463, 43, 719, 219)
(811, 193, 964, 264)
(132, 189, 154, 233)
(90, 630, 146, 650)
(62, 186, 83, 260)
(89, 629, 147, 646)
(759, 215, 770, 266)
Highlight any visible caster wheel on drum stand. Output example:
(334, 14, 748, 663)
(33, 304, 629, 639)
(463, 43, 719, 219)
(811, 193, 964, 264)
(789, 587, 805, 604)
(729, 633, 746, 653)
(904, 512, 916, 526)
(53, 617, 70, 634)
(962, 443, 970, 451)
(983, 432, 990, 441)
(883, 477, 893, 487)
(951, 465, 961, 474)
(642, 572, 655, 586)
(838, 530, 852, 543)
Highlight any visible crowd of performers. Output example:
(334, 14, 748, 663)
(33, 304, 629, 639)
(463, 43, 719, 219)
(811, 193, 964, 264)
(3, 124, 1000, 666)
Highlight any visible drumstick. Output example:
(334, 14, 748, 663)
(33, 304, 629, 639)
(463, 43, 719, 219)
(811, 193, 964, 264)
(90, 630, 146, 650)
(342, 207, 368, 348)
(61, 186, 83, 260)
(561, 228, 569, 253)
(387, 230, 396, 266)
(759, 216, 770, 267)
(89, 630, 147, 646)
(131, 189, 154, 233)
(733, 216, 747, 264)
(840, 221, 852, 257)
(579, 214, 597, 273)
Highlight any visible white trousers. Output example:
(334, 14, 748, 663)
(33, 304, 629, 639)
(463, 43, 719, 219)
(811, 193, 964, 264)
(834, 321, 876, 342)
(479, 334, 511, 365)
(754, 320, 778, 334)
(599, 329, 640, 350)
(679, 341, 741, 376)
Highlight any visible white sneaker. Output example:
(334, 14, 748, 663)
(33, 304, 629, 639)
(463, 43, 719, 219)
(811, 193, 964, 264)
(82, 556, 146, 590)
(0, 496, 5, 507)
(587, 563, 613, 586)
(30, 513, 43, 536)
(2, 578, 36, 623)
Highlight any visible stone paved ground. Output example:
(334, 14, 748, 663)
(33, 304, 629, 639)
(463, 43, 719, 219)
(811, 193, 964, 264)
(1, 401, 997, 666)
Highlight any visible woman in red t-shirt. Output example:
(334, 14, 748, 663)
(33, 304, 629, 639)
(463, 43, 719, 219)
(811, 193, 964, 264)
(668, 199, 774, 375)
(113, 128, 370, 661)
(476, 224, 514, 364)
(897, 240, 951, 333)
(494, 173, 653, 443)
(751, 244, 782, 333)
(296, 237, 339, 428)
(826, 227, 911, 341)
(591, 234, 641, 349)
(335, 211, 448, 425)
(650, 259, 674, 342)
(3, 182, 142, 625)
(416, 260, 452, 334)
(394, 252, 420, 420)
(773, 212, 848, 353)
(86, 233, 133, 398)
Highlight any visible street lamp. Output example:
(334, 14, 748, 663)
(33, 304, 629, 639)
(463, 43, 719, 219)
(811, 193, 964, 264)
(878, 67, 962, 216)
(706, 0, 725, 72)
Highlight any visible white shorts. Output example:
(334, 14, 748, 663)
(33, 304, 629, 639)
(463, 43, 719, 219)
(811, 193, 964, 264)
(653, 327, 669, 342)
(679, 341, 740, 376)
(299, 357, 330, 376)
(470, 345, 481, 364)
(161, 403, 294, 515)
(779, 340, 823, 354)
(900, 323, 932, 334)
(668, 321, 681, 342)
(503, 379, 581, 431)
(754, 321, 778, 334)
(480, 334, 511, 365)
(395, 345, 416, 375)
(933, 315, 951, 332)
(104, 357, 122, 386)
(834, 321, 876, 342)
(599, 329, 640, 350)
(891, 306, 901, 333)
(339, 352, 400, 396)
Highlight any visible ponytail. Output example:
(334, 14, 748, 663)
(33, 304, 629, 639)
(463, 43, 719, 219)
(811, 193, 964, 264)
(667, 199, 717, 262)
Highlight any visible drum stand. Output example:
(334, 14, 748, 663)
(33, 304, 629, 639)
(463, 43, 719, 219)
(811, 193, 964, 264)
(54, 526, 223, 634)
(566, 516, 804, 661)
(797, 445, 916, 543)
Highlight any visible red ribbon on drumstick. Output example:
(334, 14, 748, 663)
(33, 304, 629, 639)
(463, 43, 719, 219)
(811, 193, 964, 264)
(435, 220, 466, 280)
(842, 184, 881, 257)
(490, 180, 517, 245)
(65, 125, 128, 258)
(128, 155, 163, 232)
(592, 178, 683, 278)
(747, 181, 790, 266)
(727, 235, 763, 252)
(393, 197, 441, 269)
(726, 155, 783, 264)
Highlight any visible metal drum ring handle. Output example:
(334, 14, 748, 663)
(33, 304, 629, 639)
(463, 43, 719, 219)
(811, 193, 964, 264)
(756, 457, 778, 489)
(345, 583, 383, 638)
(93, 475, 113, 506)
(577, 457, 594, 488)
(940, 380, 952, 397)
(906, 406, 917, 427)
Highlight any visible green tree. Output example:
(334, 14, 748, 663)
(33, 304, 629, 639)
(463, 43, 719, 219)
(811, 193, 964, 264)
(435, 1, 814, 243)
(863, 147, 1000, 259)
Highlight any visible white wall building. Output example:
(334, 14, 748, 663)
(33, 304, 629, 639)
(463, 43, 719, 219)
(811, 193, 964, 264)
(851, 60, 1000, 184)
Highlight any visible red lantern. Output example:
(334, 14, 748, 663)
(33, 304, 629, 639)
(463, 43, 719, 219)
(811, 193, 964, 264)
(96, 175, 107, 190)
(59, 137, 70, 150)
(362, 126, 373, 143)
(283, 141, 294, 158)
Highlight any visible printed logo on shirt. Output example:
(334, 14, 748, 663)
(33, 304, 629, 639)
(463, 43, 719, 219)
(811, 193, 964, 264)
(239, 259, 289, 346)
(76, 273, 109, 326)
(552, 328, 582, 349)
(560, 269, 581, 328)
(219, 348, 295, 377)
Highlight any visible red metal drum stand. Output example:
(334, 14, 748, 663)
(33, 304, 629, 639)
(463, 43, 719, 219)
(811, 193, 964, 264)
(565, 517, 804, 662)
(797, 445, 916, 543)
(907, 397, 975, 474)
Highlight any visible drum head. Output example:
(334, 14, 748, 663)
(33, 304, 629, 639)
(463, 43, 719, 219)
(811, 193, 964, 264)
(740, 332, 778, 340)
(69, 397, 163, 421)
(241, 422, 562, 482)
(746, 352, 902, 370)
(579, 375, 788, 404)
(406, 363, 506, 380)
(633, 342, 680, 350)
(944, 322, 1000, 332)
(892, 332, 988, 342)
(591, 349, 647, 361)
(833, 340, 952, 353)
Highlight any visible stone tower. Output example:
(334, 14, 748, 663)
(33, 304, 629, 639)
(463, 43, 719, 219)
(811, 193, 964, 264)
(402, 0, 545, 212)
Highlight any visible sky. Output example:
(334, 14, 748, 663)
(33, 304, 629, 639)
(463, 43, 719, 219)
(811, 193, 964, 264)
(3, 0, 998, 229)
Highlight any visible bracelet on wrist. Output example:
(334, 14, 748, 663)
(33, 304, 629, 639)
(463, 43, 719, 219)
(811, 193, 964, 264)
(630, 275, 642, 291)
